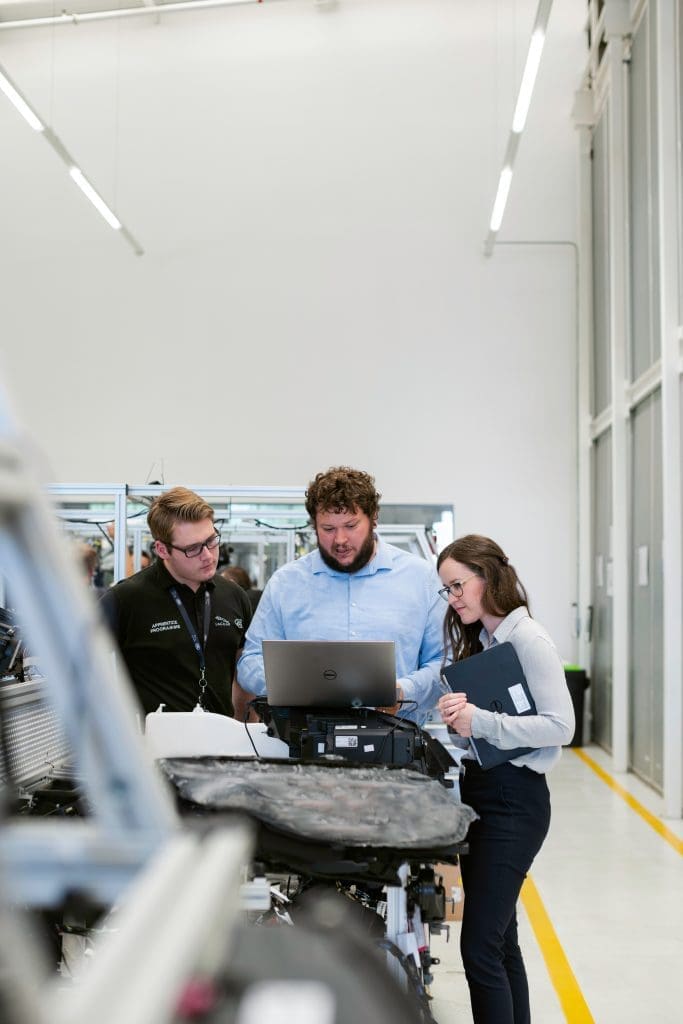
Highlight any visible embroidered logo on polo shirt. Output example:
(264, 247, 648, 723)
(150, 620, 181, 633)
(214, 615, 243, 629)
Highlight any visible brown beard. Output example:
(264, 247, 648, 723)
(317, 527, 376, 574)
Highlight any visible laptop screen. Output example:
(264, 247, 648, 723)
(262, 640, 397, 708)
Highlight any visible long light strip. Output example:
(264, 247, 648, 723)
(70, 167, 122, 231)
(0, 68, 44, 131)
(0, 62, 142, 254)
(484, 0, 553, 257)
(0, 0, 269, 31)
(512, 28, 547, 134)
(489, 166, 513, 233)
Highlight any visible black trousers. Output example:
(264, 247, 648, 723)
(458, 759, 551, 1024)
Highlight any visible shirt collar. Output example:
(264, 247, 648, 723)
(479, 605, 529, 646)
(154, 557, 216, 593)
(311, 534, 393, 578)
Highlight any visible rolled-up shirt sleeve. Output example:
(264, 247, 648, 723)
(397, 592, 448, 721)
(236, 579, 284, 697)
(472, 634, 575, 750)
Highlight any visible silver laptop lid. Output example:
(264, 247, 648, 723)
(262, 640, 396, 708)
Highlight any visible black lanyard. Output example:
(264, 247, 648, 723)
(169, 586, 211, 707)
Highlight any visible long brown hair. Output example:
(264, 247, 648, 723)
(437, 534, 530, 663)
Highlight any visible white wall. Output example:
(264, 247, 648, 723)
(0, 0, 585, 657)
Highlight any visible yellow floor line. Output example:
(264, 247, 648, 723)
(521, 875, 595, 1023)
(572, 748, 683, 856)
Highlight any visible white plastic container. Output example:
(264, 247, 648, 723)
(145, 706, 289, 760)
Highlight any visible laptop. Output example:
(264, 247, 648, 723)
(262, 640, 397, 708)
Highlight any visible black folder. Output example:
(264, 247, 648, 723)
(442, 642, 537, 769)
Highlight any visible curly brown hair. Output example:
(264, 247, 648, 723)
(304, 466, 381, 523)
(437, 534, 530, 662)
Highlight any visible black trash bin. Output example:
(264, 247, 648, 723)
(563, 667, 589, 746)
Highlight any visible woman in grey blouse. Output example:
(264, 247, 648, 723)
(437, 534, 574, 1024)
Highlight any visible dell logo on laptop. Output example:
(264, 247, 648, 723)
(323, 669, 338, 680)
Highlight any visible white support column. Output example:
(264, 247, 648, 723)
(655, 0, 683, 819)
(114, 488, 128, 583)
(573, 98, 596, 683)
(132, 526, 143, 573)
(385, 862, 411, 987)
(605, 14, 630, 772)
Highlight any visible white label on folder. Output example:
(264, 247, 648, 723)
(336, 736, 358, 748)
(363, 744, 375, 752)
(508, 683, 531, 714)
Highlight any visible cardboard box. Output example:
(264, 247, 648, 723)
(435, 862, 464, 922)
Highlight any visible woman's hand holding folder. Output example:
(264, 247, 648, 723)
(438, 691, 475, 737)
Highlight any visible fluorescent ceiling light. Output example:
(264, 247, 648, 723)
(512, 28, 546, 133)
(0, 60, 141, 253)
(69, 167, 122, 231)
(0, 69, 44, 132)
(483, 0, 553, 256)
(489, 167, 513, 232)
(0, 0, 266, 31)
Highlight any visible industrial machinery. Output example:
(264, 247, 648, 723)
(0, 379, 471, 1022)
(0, 378, 256, 1024)
(0, 382, 475, 1024)
(146, 702, 474, 1018)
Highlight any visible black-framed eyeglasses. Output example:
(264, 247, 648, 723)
(438, 573, 478, 602)
(167, 531, 221, 559)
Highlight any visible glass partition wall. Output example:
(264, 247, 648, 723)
(46, 484, 454, 590)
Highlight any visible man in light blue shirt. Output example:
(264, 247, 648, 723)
(235, 466, 445, 724)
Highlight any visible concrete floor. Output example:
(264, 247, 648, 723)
(428, 744, 683, 1023)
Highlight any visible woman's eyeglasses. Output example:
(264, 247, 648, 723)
(438, 573, 478, 602)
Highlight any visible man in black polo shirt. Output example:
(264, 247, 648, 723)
(101, 487, 252, 717)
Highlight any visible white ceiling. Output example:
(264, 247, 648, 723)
(0, 0, 587, 263)
(0, 0, 225, 20)
(0, 2, 587, 654)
